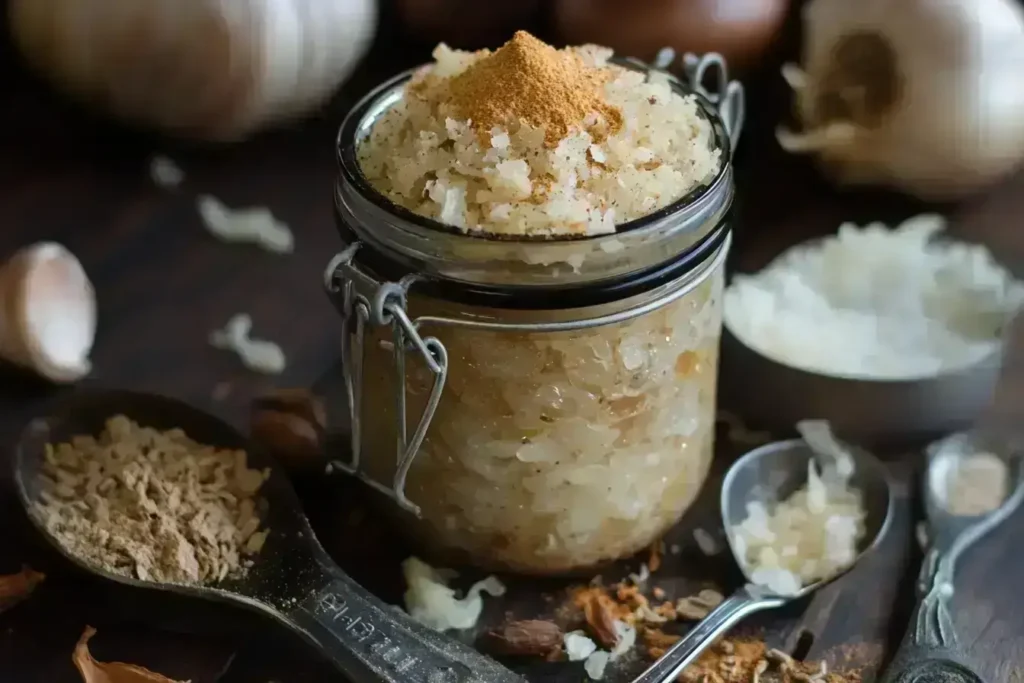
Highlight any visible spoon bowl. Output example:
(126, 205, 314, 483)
(879, 430, 1024, 683)
(11, 389, 524, 683)
(922, 430, 1024, 551)
(721, 437, 895, 595)
(635, 432, 894, 683)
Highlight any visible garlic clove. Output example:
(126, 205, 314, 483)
(0, 243, 97, 384)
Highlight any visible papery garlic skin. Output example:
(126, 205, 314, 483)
(778, 0, 1024, 201)
(9, 0, 378, 142)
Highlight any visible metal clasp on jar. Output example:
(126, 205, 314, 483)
(323, 232, 732, 518)
(629, 49, 746, 153)
(323, 243, 448, 516)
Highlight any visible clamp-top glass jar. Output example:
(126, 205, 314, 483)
(325, 45, 744, 575)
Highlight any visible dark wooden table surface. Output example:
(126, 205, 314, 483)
(2, 6, 1024, 683)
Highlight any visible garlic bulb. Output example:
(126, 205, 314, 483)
(9, 0, 378, 142)
(777, 0, 1024, 201)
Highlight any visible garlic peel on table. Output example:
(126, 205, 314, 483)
(9, 0, 379, 142)
(777, 0, 1024, 201)
(0, 243, 96, 384)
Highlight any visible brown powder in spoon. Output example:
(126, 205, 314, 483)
(34, 415, 270, 585)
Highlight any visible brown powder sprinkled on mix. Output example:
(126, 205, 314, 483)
(359, 32, 720, 238)
(444, 31, 623, 147)
(34, 415, 270, 585)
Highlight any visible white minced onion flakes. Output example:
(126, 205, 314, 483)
(401, 557, 505, 631)
(358, 43, 721, 239)
(731, 421, 866, 595)
(209, 313, 286, 375)
(149, 155, 184, 188)
(724, 214, 1024, 380)
(197, 194, 294, 254)
(584, 650, 611, 680)
(565, 631, 598, 662)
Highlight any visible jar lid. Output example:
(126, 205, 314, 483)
(334, 56, 738, 310)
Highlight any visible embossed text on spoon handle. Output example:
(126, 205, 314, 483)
(286, 566, 524, 683)
(633, 584, 786, 683)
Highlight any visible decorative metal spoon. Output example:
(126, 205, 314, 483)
(11, 389, 525, 683)
(879, 430, 1024, 683)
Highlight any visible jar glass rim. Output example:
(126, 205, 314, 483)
(334, 55, 733, 245)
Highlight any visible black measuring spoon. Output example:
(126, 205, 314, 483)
(11, 389, 524, 683)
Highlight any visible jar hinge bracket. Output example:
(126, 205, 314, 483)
(641, 48, 746, 155)
(324, 244, 449, 517)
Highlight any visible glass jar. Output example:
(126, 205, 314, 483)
(324, 52, 744, 575)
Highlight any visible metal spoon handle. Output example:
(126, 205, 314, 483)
(633, 585, 786, 683)
(881, 657, 985, 683)
(286, 565, 524, 683)
(878, 545, 985, 683)
(879, 595, 985, 683)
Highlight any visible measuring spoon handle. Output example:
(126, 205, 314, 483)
(633, 584, 786, 683)
(285, 564, 525, 683)
(879, 600, 985, 683)
(878, 546, 986, 683)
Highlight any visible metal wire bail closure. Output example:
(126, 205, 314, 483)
(323, 244, 448, 517)
(651, 48, 746, 154)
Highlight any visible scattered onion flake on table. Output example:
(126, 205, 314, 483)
(197, 195, 295, 254)
(209, 313, 287, 375)
(724, 215, 1024, 380)
(149, 155, 184, 189)
(732, 421, 866, 596)
(564, 619, 636, 681)
(401, 556, 506, 631)
(358, 31, 721, 238)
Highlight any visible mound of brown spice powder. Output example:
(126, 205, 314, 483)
(446, 30, 623, 146)
(34, 415, 270, 586)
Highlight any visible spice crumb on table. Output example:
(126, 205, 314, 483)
(557, 577, 864, 682)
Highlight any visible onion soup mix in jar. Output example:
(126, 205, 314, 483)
(325, 31, 743, 574)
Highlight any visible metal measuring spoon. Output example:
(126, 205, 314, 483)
(11, 389, 524, 683)
(634, 432, 894, 683)
(879, 431, 1024, 683)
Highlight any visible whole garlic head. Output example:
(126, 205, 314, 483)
(10, 0, 378, 142)
(778, 0, 1024, 201)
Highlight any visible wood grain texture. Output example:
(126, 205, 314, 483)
(0, 5, 1023, 682)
